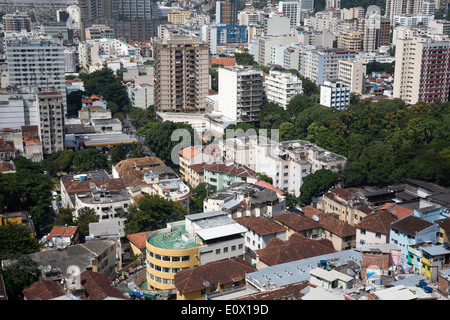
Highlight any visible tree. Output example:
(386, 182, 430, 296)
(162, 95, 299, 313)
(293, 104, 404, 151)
(111, 143, 129, 164)
(75, 207, 99, 241)
(299, 169, 339, 206)
(0, 254, 41, 300)
(53, 207, 75, 227)
(279, 122, 295, 141)
(0, 223, 43, 255)
(234, 52, 255, 66)
(123, 195, 187, 234)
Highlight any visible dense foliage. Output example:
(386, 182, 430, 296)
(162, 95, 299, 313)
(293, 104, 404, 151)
(123, 194, 188, 234)
(258, 96, 450, 189)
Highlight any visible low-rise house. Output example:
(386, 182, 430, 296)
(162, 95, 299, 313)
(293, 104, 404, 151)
(389, 215, 440, 269)
(22, 280, 66, 300)
(274, 211, 322, 240)
(60, 170, 131, 221)
(420, 245, 450, 282)
(308, 267, 354, 291)
(203, 182, 286, 219)
(437, 268, 450, 296)
(0, 211, 35, 236)
(203, 162, 257, 191)
(255, 232, 336, 269)
(174, 257, 256, 300)
(125, 230, 154, 257)
(318, 187, 373, 225)
(112, 157, 191, 209)
(234, 216, 287, 266)
(29, 239, 119, 281)
(360, 243, 402, 285)
(80, 270, 125, 300)
(355, 210, 398, 247)
(0, 138, 16, 161)
(42, 225, 80, 249)
(302, 206, 356, 251)
(435, 217, 450, 245)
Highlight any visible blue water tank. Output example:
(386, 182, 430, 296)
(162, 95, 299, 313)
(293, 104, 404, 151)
(418, 281, 427, 287)
(423, 286, 433, 293)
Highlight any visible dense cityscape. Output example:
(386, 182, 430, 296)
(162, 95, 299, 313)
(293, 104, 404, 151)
(0, 0, 449, 306)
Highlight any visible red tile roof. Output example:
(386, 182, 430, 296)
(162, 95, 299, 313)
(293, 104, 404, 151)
(209, 57, 236, 66)
(234, 216, 286, 236)
(174, 258, 256, 294)
(275, 211, 321, 232)
(302, 206, 356, 238)
(46, 225, 79, 241)
(255, 232, 336, 266)
(22, 280, 66, 300)
(204, 162, 256, 178)
(80, 271, 125, 300)
(355, 210, 398, 235)
(256, 180, 284, 195)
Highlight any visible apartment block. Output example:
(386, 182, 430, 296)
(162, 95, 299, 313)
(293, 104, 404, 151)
(393, 36, 450, 105)
(85, 24, 115, 40)
(265, 70, 303, 109)
(354, 15, 391, 52)
(37, 92, 65, 156)
(5, 37, 66, 115)
(168, 10, 191, 24)
(238, 11, 259, 26)
(2, 12, 31, 32)
(393, 14, 434, 28)
(429, 20, 450, 36)
(385, 0, 432, 21)
(340, 7, 365, 20)
(337, 29, 362, 52)
(218, 66, 264, 124)
(263, 13, 292, 36)
(278, 1, 299, 28)
(338, 59, 366, 94)
(216, 0, 238, 26)
(153, 37, 209, 112)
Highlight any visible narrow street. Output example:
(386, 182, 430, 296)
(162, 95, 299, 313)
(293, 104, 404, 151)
(121, 117, 155, 157)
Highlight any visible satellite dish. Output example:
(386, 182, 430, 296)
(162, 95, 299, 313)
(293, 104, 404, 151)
(312, 215, 319, 222)
(203, 280, 210, 287)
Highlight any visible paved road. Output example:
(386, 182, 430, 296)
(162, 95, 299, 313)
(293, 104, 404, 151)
(122, 117, 155, 157)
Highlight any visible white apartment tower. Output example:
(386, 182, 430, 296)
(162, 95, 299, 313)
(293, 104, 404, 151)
(320, 80, 351, 109)
(278, 2, 299, 28)
(218, 66, 264, 124)
(37, 92, 65, 156)
(5, 37, 66, 115)
(338, 59, 366, 94)
(265, 70, 303, 108)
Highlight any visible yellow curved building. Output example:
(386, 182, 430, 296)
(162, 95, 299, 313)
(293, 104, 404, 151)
(146, 221, 201, 291)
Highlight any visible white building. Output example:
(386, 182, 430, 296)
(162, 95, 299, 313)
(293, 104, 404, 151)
(320, 80, 351, 109)
(254, 35, 298, 66)
(278, 2, 299, 28)
(5, 37, 66, 115)
(127, 83, 154, 109)
(218, 66, 264, 124)
(263, 13, 292, 36)
(393, 14, 434, 28)
(37, 92, 65, 155)
(338, 59, 366, 94)
(265, 70, 302, 108)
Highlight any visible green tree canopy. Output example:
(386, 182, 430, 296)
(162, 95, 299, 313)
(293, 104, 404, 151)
(0, 223, 42, 256)
(72, 148, 108, 172)
(299, 169, 339, 206)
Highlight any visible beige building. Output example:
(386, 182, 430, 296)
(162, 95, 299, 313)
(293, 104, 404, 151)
(37, 92, 65, 156)
(338, 59, 366, 94)
(168, 10, 191, 24)
(154, 37, 209, 112)
(337, 29, 362, 52)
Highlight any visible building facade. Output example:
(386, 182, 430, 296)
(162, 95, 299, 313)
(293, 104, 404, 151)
(265, 70, 303, 109)
(319, 80, 351, 109)
(37, 92, 65, 156)
(154, 37, 209, 112)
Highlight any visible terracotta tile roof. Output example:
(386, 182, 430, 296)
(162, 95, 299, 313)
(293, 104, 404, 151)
(126, 231, 154, 249)
(390, 215, 435, 236)
(355, 210, 398, 235)
(331, 187, 356, 200)
(235, 281, 309, 300)
(113, 157, 166, 186)
(21, 125, 39, 134)
(80, 270, 125, 300)
(255, 180, 284, 195)
(302, 206, 356, 238)
(209, 57, 236, 66)
(234, 216, 286, 236)
(204, 162, 256, 178)
(189, 163, 206, 174)
(46, 225, 79, 241)
(378, 203, 414, 219)
(255, 232, 336, 266)
(22, 280, 66, 300)
(179, 146, 200, 159)
(62, 177, 126, 194)
(174, 257, 256, 294)
(0, 162, 14, 172)
(24, 136, 41, 146)
(436, 217, 450, 233)
(0, 138, 15, 151)
(275, 211, 321, 232)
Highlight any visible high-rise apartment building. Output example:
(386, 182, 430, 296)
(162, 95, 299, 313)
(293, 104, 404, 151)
(393, 36, 450, 105)
(354, 15, 391, 52)
(385, 0, 434, 22)
(278, 2, 299, 28)
(79, 0, 158, 41)
(5, 37, 67, 115)
(338, 59, 366, 94)
(337, 29, 362, 52)
(2, 12, 32, 32)
(153, 37, 209, 112)
(218, 66, 264, 124)
(216, 0, 238, 26)
(265, 70, 303, 109)
(320, 80, 351, 109)
(37, 92, 65, 156)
